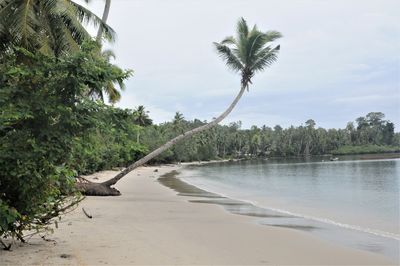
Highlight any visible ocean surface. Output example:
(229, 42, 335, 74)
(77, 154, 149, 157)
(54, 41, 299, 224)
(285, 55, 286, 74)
(176, 154, 400, 261)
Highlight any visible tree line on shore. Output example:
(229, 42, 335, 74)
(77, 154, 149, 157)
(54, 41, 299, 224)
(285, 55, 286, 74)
(140, 111, 399, 162)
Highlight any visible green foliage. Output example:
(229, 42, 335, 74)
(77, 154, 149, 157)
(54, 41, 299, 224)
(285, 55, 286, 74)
(132, 105, 153, 126)
(69, 102, 148, 174)
(214, 17, 282, 88)
(139, 112, 398, 163)
(0, 0, 115, 57)
(331, 145, 400, 155)
(0, 42, 134, 242)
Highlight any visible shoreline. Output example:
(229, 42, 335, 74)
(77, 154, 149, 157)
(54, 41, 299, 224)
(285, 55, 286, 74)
(1, 164, 396, 265)
(161, 166, 399, 261)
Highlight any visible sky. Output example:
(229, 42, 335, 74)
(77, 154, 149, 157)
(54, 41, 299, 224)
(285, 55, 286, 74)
(78, 0, 400, 130)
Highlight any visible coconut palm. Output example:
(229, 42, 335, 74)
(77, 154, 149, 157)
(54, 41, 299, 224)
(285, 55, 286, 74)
(86, 48, 125, 104)
(78, 17, 282, 195)
(0, 0, 115, 57)
(133, 106, 153, 126)
(214, 18, 282, 90)
(90, 0, 125, 104)
(96, 0, 111, 44)
(173, 112, 185, 125)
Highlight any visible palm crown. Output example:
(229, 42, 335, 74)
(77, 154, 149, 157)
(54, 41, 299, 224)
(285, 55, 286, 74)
(214, 18, 282, 89)
(0, 0, 115, 57)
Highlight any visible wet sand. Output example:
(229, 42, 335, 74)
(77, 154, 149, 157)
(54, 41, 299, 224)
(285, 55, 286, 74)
(0, 165, 395, 265)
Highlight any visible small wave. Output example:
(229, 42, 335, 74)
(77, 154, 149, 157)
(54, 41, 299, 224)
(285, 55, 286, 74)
(180, 177, 400, 241)
(254, 205, 400, 241)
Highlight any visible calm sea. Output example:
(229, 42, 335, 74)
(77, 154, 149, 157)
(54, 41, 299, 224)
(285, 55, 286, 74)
(177, 155, 400, 261)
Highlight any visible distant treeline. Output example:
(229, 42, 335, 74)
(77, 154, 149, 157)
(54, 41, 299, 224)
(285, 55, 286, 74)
(138, 111, 399, 162)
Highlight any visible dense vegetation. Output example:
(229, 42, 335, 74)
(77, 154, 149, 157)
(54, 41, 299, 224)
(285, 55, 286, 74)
(0, 43, 134, 246)
(139, 111, 399, 162)
(0, 0, 398, 249)
(0, 44, 398, 243)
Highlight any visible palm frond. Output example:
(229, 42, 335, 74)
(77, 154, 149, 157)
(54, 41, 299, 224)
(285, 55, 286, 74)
(237, 17, 249, 37)
(105, 82, 121, 104)
(0, 0, 114, 56)
(214, 42, 244, 72)
(264, 31, 283, 42)
(11, 0, 39, 50)
(68, 0, 116, 42)
(221, 36, 236, 45)
(0, 0, 14, 16)
(250, 45, 280, 72)
(247, 31, 266, 64)
(214, 17, 282, 88)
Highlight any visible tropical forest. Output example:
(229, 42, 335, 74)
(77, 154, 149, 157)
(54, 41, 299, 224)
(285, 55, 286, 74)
(0, 1, 399, 264)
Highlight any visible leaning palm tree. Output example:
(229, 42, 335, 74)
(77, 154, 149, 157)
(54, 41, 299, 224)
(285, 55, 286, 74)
(0, 0, 115, 57)
(77, 17, 282, 196)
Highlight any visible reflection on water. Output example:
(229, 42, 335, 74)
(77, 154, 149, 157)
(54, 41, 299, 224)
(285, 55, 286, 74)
(159, 154, 400, 262)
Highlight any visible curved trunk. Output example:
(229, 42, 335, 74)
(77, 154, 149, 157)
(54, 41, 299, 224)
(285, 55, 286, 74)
(102, 86, 246, 187)
(78, 86, 246, 195)
(96, 0, 112, 43)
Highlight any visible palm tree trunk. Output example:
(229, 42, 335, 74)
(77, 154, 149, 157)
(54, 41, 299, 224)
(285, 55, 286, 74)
(77, 86, 246, 196)
(96, 0, 112, 43)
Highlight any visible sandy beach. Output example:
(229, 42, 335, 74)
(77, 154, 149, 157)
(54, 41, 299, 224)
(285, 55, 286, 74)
(0, 165, 395, 265)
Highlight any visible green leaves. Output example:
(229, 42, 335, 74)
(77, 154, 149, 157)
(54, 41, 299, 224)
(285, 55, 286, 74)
(213, 42, 244, 72)
(0, 0, 115, 57)
(214, 17, 282, 88)
(0, 201, 20, 233)
(0, 42, 131, 242)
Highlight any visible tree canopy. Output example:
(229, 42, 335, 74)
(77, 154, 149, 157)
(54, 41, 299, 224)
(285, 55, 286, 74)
(0, 0, 115, 57)
(214, 17, 281, 89)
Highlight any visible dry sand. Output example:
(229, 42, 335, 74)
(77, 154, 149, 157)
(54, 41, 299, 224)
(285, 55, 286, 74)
(0, 165, 396, 265)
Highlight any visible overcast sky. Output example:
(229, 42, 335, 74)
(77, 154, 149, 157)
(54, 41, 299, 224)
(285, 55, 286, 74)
(79, 0, 400, 129)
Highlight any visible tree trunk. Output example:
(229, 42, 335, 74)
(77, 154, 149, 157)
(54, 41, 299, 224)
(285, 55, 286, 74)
(96, 0, 112, 43)
(77, 86, 246, 196)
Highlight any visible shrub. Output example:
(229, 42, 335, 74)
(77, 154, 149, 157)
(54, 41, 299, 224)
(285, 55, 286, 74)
(0, 43, 132, 245)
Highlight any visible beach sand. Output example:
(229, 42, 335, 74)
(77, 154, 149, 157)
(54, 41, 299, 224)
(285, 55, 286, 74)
(0, 165, 395, 265)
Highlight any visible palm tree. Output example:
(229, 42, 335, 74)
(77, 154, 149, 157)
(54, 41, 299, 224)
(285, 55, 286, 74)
(173, 112, 185, 125)
(86, 48, 125, 104)
(91, 0, 125, 104)
(96, 0, 111, 44)
(132, 106, 152, 144)
(0, 0, 115, 57)
(172, 112, 185, 132)
(78, 17, 282, 195)
(133, 106, 153, 126)
(0, 0, 125, 103)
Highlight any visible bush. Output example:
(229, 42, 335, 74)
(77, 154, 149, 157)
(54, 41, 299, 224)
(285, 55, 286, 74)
(0, 43, 132, 244)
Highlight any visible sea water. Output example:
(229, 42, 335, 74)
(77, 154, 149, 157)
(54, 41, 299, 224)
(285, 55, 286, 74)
(178, 155, 400, 261)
